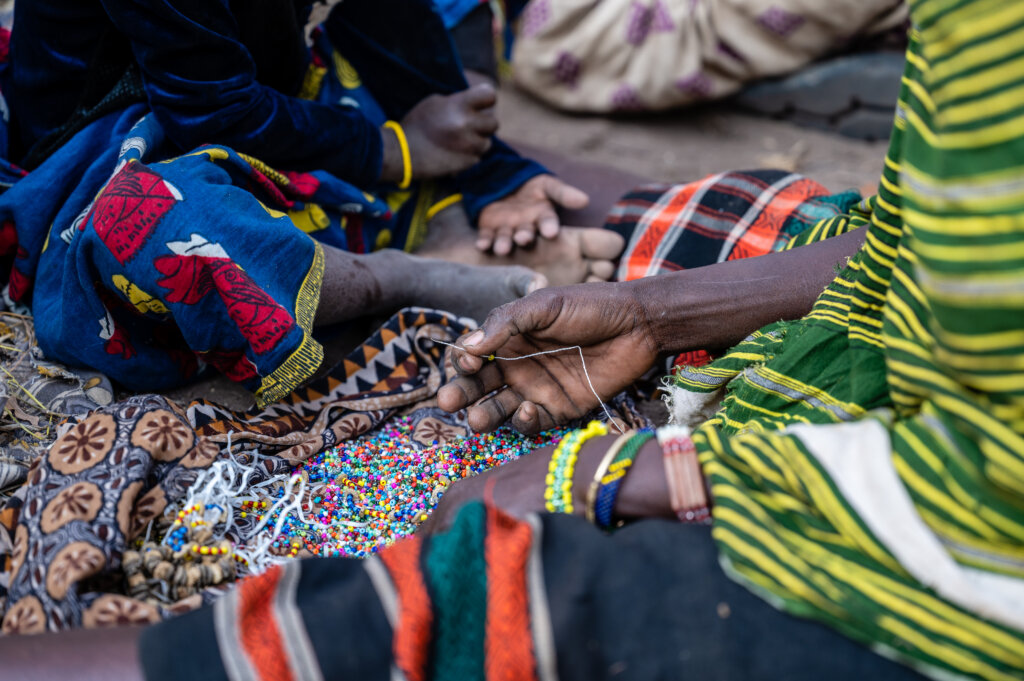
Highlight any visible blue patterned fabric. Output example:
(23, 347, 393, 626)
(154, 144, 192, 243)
(0, 0, 548, 405)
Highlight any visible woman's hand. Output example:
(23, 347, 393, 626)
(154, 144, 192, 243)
(476, 175, 590, 255)
(380, 84, 499, 182)
(437, 282, 660, 433)
(423, 433, 673, 534)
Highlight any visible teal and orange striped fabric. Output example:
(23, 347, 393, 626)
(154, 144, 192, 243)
(669, 1, 1024, 678)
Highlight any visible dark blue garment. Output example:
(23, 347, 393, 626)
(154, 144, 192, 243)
(2, 0, 544, 218)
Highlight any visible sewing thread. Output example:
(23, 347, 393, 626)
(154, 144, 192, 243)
(432, 339, 624, 434)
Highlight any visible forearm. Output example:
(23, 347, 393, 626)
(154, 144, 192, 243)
(628, 227, 867, 354)
(0, 625, 145, 681)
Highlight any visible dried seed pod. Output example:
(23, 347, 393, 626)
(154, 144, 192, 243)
(173, 565, 188, 587)
(143, 550, 163, 574)
(185, 565, 202, 587)
(122, 550, 142, 573)
(153, 561, 174, 581)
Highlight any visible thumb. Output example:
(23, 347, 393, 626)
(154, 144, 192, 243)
(543, 176, 590, 210)
(463, 292, 555, 357)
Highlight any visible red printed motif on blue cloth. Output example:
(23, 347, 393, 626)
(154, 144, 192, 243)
(88, 162, 182, 264)
(154, 236, 295, 356)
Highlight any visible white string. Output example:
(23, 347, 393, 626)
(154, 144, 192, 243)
(432, 339, 624, 434)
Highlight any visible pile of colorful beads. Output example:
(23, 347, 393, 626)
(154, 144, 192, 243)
(240, 416, 568, 559)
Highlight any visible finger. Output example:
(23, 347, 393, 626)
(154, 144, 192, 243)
(512, 221, 536, 247)
(493, 226, 515, 256)
(463, 294, 558, 357)
(542, 176, 590, 210)
(438, 360, 506, 412)
(475, 221, 496, 251)
(466, 387, 524, 432)
(510, 400, 556, 435)
(464, 82, 498, 110)
(469, 108, 499, 137)
(448, 329, 505, 374)
(468, 133, 493, 156)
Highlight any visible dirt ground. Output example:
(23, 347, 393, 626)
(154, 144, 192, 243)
(497, 85, 888, 193)
(165, 84, 890, 410)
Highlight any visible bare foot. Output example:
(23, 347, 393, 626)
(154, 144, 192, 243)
(420, 205, 624, 287)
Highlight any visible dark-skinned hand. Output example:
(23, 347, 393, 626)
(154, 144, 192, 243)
(436, 283, 659, 434)
(380, 83, 499, 182)
(422, 433, 674, 535)
(476, 174, 590, 254)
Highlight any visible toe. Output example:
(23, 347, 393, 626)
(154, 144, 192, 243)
(493, 229, 514, 256)
(513, 227, 535, 246)
(510, 268, 547, 296)
(587, 260, 615, 281)
(578, 228, 625, 260)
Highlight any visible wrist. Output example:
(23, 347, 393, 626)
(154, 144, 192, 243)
(378, 124, 403, 183)
(570, 431, 673, 524)
(623, 268, 753, 355)
(570, 434, 620, 514)
(622, 275, 695, 355)
(612, 439, 674, 519)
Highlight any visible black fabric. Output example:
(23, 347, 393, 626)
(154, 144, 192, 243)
(541, 516, 927, 681)
(296, 558, 394, 681)
(324, 0, 468, 119)
(229, 0, 309, 97)
(19, 0, 309, 169)
(20, 48, 145, 170)
(449, 3, 497, 81)
(138, 598, 231, 681)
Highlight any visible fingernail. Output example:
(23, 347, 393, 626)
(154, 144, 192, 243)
(464, 330, 484, 347)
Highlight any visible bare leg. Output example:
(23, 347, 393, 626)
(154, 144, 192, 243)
(315, 246, 545, 325)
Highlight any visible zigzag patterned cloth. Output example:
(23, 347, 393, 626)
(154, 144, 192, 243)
(0, 308, 476, 631)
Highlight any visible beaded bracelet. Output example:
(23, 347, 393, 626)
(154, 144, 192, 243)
(657, 426, 711, 524)
(584, 431, 633, 524)
(592, 429, 654, 528)
(544, 420, 609, 514)
(382, 120, 413, 190)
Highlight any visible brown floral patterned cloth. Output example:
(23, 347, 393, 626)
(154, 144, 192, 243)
(0, 307, 479, 632)
(0, 312, 114, 503)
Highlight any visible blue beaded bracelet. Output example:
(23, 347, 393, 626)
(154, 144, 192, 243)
(593, 429, 654, 528)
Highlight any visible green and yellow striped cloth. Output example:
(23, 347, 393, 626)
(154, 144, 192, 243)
(668, 1, 1024, 678)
